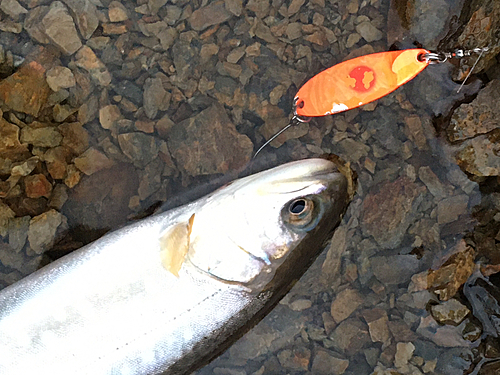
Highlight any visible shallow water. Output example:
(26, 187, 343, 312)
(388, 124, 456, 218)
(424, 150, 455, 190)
(0, 0, 499, 373)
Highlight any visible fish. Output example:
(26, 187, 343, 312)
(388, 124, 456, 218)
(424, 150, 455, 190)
(0, 157, 352, 375)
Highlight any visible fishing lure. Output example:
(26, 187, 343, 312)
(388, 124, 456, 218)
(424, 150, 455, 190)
(253, 47, 488, 158)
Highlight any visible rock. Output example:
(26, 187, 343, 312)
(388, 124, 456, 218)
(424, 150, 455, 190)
(112, 80, 143, 105)
(288, 299, 312, 311)
(75, 46, 112, 86)
(74, 147, 115, 175)
(339, 138, 370, 163)
(436, 194, 469, 225)
(449, 79, 500, 142)
(226, 47, 245, 64)
(372, 254, 421, 285)
(48, 183, 68, 210)
(46, 66, 75, 92)
(143, 77, 169, 119)
(0, 0, 27, 20)
(456, 130, 500, 176)
(330, 318, 371, 355)
(137, 158, 163, 200)
(25, 174, 52, 198)
(362, 308, 390, 344)
(427, 240, 475, 301)
(361, 177, 425, 249)
(394, 342, 415, 369)
(24, 6, 51, 44)
(321, 224, 347, 286)
(20, 125, 62, 148)
(355, 21, 383, 42)
(44, 147, 68, 179)
(8, 216, 30, 253)
(164, 5, 181, 25)
(416, 315, 469, 347)
(59, 122, 89, 155)
(430, 299, 470, 325)
(330, 288, 363, 323)
(311, 348, 349, 375)
(404, 115, 428, 150)
(11, 157, 39, 177)
(99, 104, 121, 130)
(0, 118, 29, 160)
(61, 0, 98, 40)
(189, 0, 232, 31)
(167, 103, 253, 177)
(277, 347, 310, 371)
(224, 0, 242, 16)
(0, 203, 15, 237)
(0, 61, 50, 117)
(0, 19, 23, 33)
(118, 132, 159, 168)
(418, 166, 450, 200)
(259, 116, 308, 148)
(28, 209, 64, 254)
(108, 0, 128, 22)
(246, 0, 269, 19)
(148, 0, 167, 15)
(41, 1, 82, 55)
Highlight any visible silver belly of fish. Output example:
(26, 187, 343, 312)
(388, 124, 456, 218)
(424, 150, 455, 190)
(0, 157, 351, 374)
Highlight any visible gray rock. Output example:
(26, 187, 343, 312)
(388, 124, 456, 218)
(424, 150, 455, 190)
(8, 216, 30, 253)
(330, 288, 363, 323)
(418, 166, 450, 200)
(75, 46, 112, 86)
(330, 318, 370, 355)
(99, 104, 121, 130)
(0, 242, 24, 270)
(74, 147, 115, 175)
(371, 255, 420, 285)
(339, 138, 370, 163)
(189, 0, 232, 31)
(355, 21, 383, 42)
(436, 194, 469, 224)
(0, 0, 27, 20)
(362, 308, 390, 343)
(311, 348, 349, 375)
(137, 158, 163, 200)
(118, 132, 159, 168)
(143, 77, 169, 120)
(28, 209, 65, 254)
(62, 0, 99, 40)
(46, 66, 76, 92)
(20, 126, 62, 148)
(41, 1, 82, 55)
(108, 0, 128, 22)
(430, 299, 470, 325)
(277, 347, 311, 371)
(394, 342, 415, 369)
(148, 0, 167, 15)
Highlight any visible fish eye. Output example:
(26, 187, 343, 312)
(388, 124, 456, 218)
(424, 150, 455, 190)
(283, 197, 318, 231)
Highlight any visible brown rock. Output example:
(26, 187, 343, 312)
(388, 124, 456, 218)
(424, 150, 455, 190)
(108, 0, 128, 22)
(99, 104, 121, 129)
(456, 130, 500, 176)
(46, 66, 76, 92)
(331, 288, 363, 323)
(361, 177, 425, 249)
(41, 1, 82, 55)
(74, 147, 115, 175)
(167, 103, 253, 177)
(362, 308, 390, 343)
(62, 0, 99, 40)
(0, 61, 50, 116)
(0, 118, 29, 160)
(189, 0, 232, 31)
(75, 46, 112, 86)
(59, 122, 89, 155)
(25, 174, 52, 198)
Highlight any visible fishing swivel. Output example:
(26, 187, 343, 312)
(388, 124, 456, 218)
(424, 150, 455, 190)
(420, 47, 490, 64)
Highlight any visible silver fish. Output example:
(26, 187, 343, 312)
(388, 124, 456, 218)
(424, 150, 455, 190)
(0, 157, 351, 374)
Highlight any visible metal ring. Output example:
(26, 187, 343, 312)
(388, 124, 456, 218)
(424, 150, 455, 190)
(422, 52, 448, 64)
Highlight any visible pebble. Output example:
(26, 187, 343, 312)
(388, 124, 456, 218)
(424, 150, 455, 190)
(189, 0, 232, 31)
(62, 0, 99, 40)
(224, 0, 242, 16)
(394, 342, 415, 369)
(430, 299, 470, 325)
(99, 105, 121, 130)
(143, 77, 169, 120)
(330, 288, 363, 323)
(41, 1, 82, 55)
(46, 66, 76, 92)
(7, 216, 30, 253)
(118, 132, 160, 168)
(0, 118, 29, 160)
(74, 147, 115, 176)
(75, 46, 112, 86)
(0, 0, 27, 20)
(108, 1, 128, 22)
(311, 348, 349, 375)
(362, 308, 390, 343)
(0, 203, 15, 237)
(436, 194, 469, 224)
(24, 174, 52, 199)
(27, 209, 64, 254)
(20, 125, 63, 148)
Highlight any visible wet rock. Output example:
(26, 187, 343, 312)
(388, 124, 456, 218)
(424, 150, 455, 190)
(167, 103, 253, 177)
(0, 203, 15, 237)
(8, 215, 30, 253)
(418, 166, 450, 200)
(355, 21, 383, 42)
(48, 183, 68, 210)
(74, 147, 114, 175)
(430, 299, 470, 325)
(427, 241, 475, 301)
(247, 0, 269, 19)
(137, 158, 163, 200)
(25, 174, 52, 198)
(330, 287, 363, 323)
(371, 254, 420, 285)
(108, 1, 128, 22)
(259, 116, 308, 149)
(449, 79, 500, 142)
(0, 118, 29, 160)
(148, 0, 167, 15)
(189, 0, 232, 31)
(1, 0, 27, 20)
(330, 318, 371, 356)
(0, 61, 50, 117)
(436, 194, 469, 225)
(311, 348, 349, 375)
(321, 224, 347, 286)
(143, 77, 169, 120)
(394, 342, 415, 369)
(118, 132, 159, 168)
(361, 177, 425, 249)
(65, 163, 138, 230)
(416, 315, 469, 347)
(362, 308, 390, 344)
(28, 209, 64, 254)
(75, 46, 112, 86)
(46, 66, 75, 92)
(41, 1, 82, 55)
(59, 122, 89, 155)
(277, 347, 310, 371)
(224, 0, 242, 16)
(61, 0, 98, 40)
(456, 130, 500, 176)
(99, 104, 121, 130)
(20, 125, 62, 148)
(0, 242, 24, 271)
(339, 138, 370, 163)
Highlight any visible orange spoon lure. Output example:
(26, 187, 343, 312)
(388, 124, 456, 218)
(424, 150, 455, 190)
(294, 48, 429, 118)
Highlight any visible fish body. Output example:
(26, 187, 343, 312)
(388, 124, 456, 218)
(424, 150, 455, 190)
(0, 158, 350, 374)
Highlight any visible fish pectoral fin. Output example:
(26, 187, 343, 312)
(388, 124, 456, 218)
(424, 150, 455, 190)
(159, 213, 195, 277)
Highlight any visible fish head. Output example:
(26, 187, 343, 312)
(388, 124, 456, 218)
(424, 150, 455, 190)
(186, 158, 351, 290)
